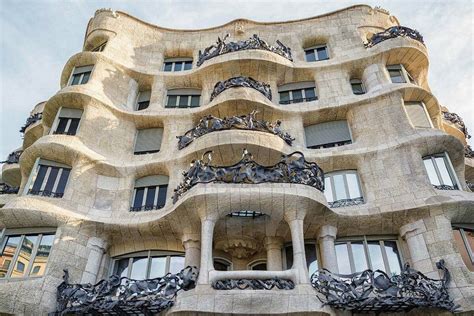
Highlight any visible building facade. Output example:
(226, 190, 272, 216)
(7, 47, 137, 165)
(0, 5, 473, 315)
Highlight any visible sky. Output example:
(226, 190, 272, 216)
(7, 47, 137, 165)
(0, 0, 472, 162)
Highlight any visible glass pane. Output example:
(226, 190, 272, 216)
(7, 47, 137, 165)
(0, 236, 21, 278)
(190, 96, 200, 107)
(166, 95, 177, 107)
(351, 83, 364, 94)
(389, 70, 405, 83)
(31, 165, 48, 193)
(80, 72, 90, 84)
(178, 96, 189, 107)
(285, 246, 293, 269)
(291, 90, 303, 103)
(279, 91, 290, 104)
(214, 259, 230, 271)
(324, 177, 334, 202)
(252, 263, 267, 271)
(130, 257, 148, 280)
(71, 74, 81, 85)
(174, 62, 183, 71)
(12, 235, 38, 278)
(304, 88, 316, 101)
(383, 241, 402, 275)
(55, 168, 70, 196)
(184, 61, 193, 70)
(305, 49, 316, 62)
(350, 241, 368, 272)
(43, 167, 59, 194)
(29, 234, 54, 276)
(346, 173, 361, 199)
(149, 257, 167, 278)
(145, 186, 156, 209)
(423, 159, 440, 185)
(55, 118, 68, 134)
(133, 188, 145, 209)
(67, 118, 80, 135)
(169, 256, 185, 274)
(333, 174, 348, 201)
(137, 101, 150, 111)
(316, 47, 328, 60)
(367, 241, 385, 272)
(435, 157, 454, 186)
(157, 185, 167, 208)
(163, 62, 173, 72)
(335, 243, 351, 274)
(115, 258, 130, 278)
(305, 244, 318, 276)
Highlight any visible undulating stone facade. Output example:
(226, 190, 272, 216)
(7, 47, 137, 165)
(0, 5, 473, 315)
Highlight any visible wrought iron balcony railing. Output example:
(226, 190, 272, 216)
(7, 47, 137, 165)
(443, 110, 471, 140)
(433, 184, 457, 191)
(176, 110, 295, 149)
(173, 149, 324, 203)
(311, 260, 458, 313)
(0, 183, 19, 195)
(279, 96, 318, 104)
(467, 181, 474, 192)
(53, 266, 198, 315)
(1, 149, 22, 164)
(210, 76, 272, 101)
(197, 33, 293, 66)
(213, 278, 295, 290)
(28, 189, 64, 198)
(20, 112, 42, 133)
(365, 26, 424, 48)
(130, 203, 165, 212)
(328, 197, 364, 208)
(465, 145, 473, 159)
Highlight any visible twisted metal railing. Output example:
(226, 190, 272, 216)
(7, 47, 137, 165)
(466, 145, 473, 159)
(176, 110, 294, 149)
(197, 33, 292, 66)
(311, 260, 459, 313)
(20, 112, 42, 133)
(0, 149, 22, 164)
(210, 76, 272, 101)
(52, 266, 198, 315)
(443, 110, 471, 140)
(173, 149, 324, 203)
(0, 183, 19, 195)
(213, 278, 295, 290)
(328, 197, 364, 208)
(365, 26, 424, 48)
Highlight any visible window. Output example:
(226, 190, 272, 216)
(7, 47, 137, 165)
(324, 170, 364, 207)
(249, 260, 267, 270)
(284, 243, 318, 275)
(214, 258, 232, 271)
(387, 64, 415, 84)
(163, 58, 193, 72)
(305, 45, 329, 62)
(350, 79, 366, 95)
(0, 231, 55, 279)
(69, 65, 93, 86)
(91, 41, 107, 52)
(452, 225, 474, 271)
(26, 159, 71, 198)
(52, 108, 83, 135)
(166, 89, 201, 108)
(131, 176, 168, 211)
(305, 121, 352, 149)
(113, 250, 184, 279)
(335, 236, 402, 275)
(423, 153, 459, 190)
(404, 102, 432, 128)
(136, 91, 151, 111)
(134, 128, 163, 155)
(278, 82, 317, 104)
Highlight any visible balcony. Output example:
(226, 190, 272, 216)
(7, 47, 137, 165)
(365, 26, 424, 48)
(20, 112, 42, 133)
(0, 183, 19, 195)
(1, 149, 22, 187)
(1, 149, 22, 164)
(210, 76, 272, 102)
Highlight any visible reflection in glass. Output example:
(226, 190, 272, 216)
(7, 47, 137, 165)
(423, 159, 440, 185)
(324, 177, 333, 202)
(389, 69, 405, 83)
(0, 236, 21, 278)
(130, 257, 148, 280)
(367, 241, 385, 272)
(333, 174, 347, 200)
(115, 258, 130, 278)
(346, 173, 361, 199)
(335, 243, 351, 274)
(29, 234, 54, 276)
(305, 244, 318, 276)
(169, 256, 185, 274)
(435, 157, 454, 186)
(384, 241, 402, 275)
(285, 246, 293, 269)
(351, 241, 367, 272)
(149, 257, 166, 278)
(11, 235, 38, 278)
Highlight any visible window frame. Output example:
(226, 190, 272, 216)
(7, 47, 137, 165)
(335, 235, 403, 275)
(163, 58, 193, 72)
(350, 79, 366, 95)
(133, 128, 163, 155)
(213, 257, 233, 271)
(50, 107, 83, 136)
(282, 241, 320, 273)
(386, 64, 416, 84)
(278, 84, 318, 104)
(422, 152, 460, 190)
(304, 44, 330, 62)
(91, 41, 107, 52)
(304, 120, 353, 149)
(248, 259, 267, 270)
(130, 184, 168, 211)
(452, 224, 474, 270)
(111, 250, 185, 279)
(68, 65, 94, 86)
(0, 228, 56, 279)
(403, 101, 433, 129)
(324, 170, 364, 207)
(23, 158, 71, 198)
(165, 89, 201, 108)
(135, 91, 151, 111)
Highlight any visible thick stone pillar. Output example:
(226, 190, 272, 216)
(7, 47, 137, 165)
(81, 237, 107, 284)
(198, 218, 216, 284)
(182, 234, 201, 268)
(318, 225, 339, 273)
(264, 236, 283, 271)
(400, 220, 431, 273)
(285, 210, 309, 284)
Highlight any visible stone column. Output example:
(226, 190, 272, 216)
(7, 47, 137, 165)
(81, 237, 107, 284)
(400, 220, 431, 273)
(198, 218, 216, 284)
(285, 210, 309, 284)
(318, 225, 339, 273)
(264, 236, 284, 271)
(182, 234, 201, 268)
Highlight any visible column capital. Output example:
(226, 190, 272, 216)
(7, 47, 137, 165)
(400, 220, 427, 239)
(182, 234, 201, 250)
(87, 236, 107, 252)
(318, 225, 337, 240)
(283, 209, 307, 223)
(264, 236, 284, 250)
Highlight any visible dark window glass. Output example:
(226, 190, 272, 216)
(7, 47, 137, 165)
(133, 188, 145, 209)
(214, 259, 230, 271)
(16, 261, 25, 272)
(190, 96, 200, 107)
(114, 258, 130, 277)
(43, 167, 59, 194)
(55, 168, 70, 196)
(304, 88, 317, 101)
(68, 118, 80, 135)
(157, 185, 168, 208)
(137, 101, 150, 111)
(81, 72, 90, 84)
(292, 90, 303, 103)
(178, 96, 189, 107)
(285, 245, 293, 269)
(174, 63, 183, 71)
(184, 61, 193, 70)
(55, 118, 68, 134)
(305, 244, 318, 275)
(145, 187, 156, 209)
(389, 69, 405, 83)
(31, 165, 48, 192)
(316, 47, 328, 60)
(351, 82, 365, 95)
(279, 91, 290, 104)
(305, 50, 316, 62)
(167, 95, 177, 107)
(71, 74, 81, 86)
(251, 263, 267, 270)
(163, 62, 173, 72)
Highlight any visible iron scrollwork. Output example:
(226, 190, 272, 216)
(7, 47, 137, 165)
(311, 259, 459, 313)
(20, 112, 42, 133)
(0, 183, 19, 195)
(365, 26, 424, 48)
(328, 197, 364, 208)
(443, 110, 471, 140)
(466, 145, 473, 159)
(212, 278, 295, 290)
(197, 33, 292, 66)
(176, 110, 295, 149)
(53, 266, 198, 315)
(1, 150, 22, 164)
(172, 149, 324, 203)
(210, 76, 272, 101)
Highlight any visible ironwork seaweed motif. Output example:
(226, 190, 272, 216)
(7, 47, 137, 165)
(213, 278, 295, 290)
(20, 112, 42, 133)
(1, 150, 22, 164)
(210, 76, 272, 101)
(197, 33, 293, 66)
(311, 259, 459, 313)
(176, 110, 295, 149)
(365, 26, 424, 48)
(443, 110, 471, 140)
(53, 266, 198, 315)
(0, 183, 19, 195)
(172, 149, 324, 203)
